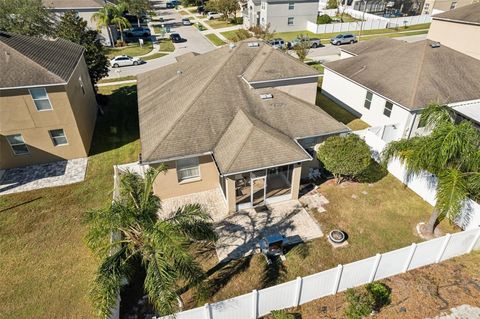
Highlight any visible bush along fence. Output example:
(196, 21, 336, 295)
(159, 229, 480, 319)
(354, 126, 480, 231)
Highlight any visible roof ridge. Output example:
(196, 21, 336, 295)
(241, 45, 273, 80)
(145, 47, 237, 160)
(408, 41, 429, 107)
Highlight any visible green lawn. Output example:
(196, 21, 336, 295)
(0, 84, 140, 318)
(105, 41, 153, 58)
(159, 38, 175, 52)
(143, 52, 169, 61)
(220, 30, 240, 41)
(98, 75, 137, 84)
(306, 61, 324, 74)
(205, 34, 226, 46)
(204, 18, 243, 29)
(332, 13, 361, 22)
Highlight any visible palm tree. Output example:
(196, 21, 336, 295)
(110, 3, 131, 44)
(91, 6, 114, 47)
(84, 167, 218, 318)
(382, 103, 480, 237)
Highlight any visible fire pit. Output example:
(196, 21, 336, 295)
(328, 230, 347, 244)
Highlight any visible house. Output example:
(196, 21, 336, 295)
(137, 41, 349, 213)
(349, 0, 387, 13)
(43, 0, 116, 46)
(322, 38, 480, 137)
(427, 2, 480, 60)
(422, 0, 477, 15)
(243, 0, 318, 32)
(0, 32, 97, 170)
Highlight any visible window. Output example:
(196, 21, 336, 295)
(29, 88, 52, 111)
(261, 1, 265, 9)
(288, 17, 294, 25)
(364, 91, 373, 109)
(384, 101, 393, 117)
(49, 129, 68, 146)
(79, 76, 85, 95)
(6, 134, 29, 155)
(288, 2, 294, 9)
(176, 157, 200, 181)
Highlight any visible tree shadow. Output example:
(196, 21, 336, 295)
(356, 160, 388, 183)
(90, 85, 139, 156)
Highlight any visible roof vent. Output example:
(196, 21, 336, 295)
(248, 42, 260, 48)
(229, 43, 236, 50)
(260, 93, 273, 100)
(176, 70, 183, 75)
(430, 42, 441, 48)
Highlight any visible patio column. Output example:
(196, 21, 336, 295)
(291, 163, 302, 200)
(225, 176, 236, 213)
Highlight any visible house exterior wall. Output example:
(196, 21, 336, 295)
(427, 19, 480, 60)
(322, 68, 417, 137)
(244, 0, 261, 28)
(260, 0, 318, 32)
(151, 155, 221, 199)
(422, 0, 475, 14)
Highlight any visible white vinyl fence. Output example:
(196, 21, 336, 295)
(160, 228, 480, 319)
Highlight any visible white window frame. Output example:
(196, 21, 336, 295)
(6, 134, 29, 155)
(288, 2, 294, 9)
(364, 91, 373, 109)
(49, 129, 69, 146)
(288, 17, 294, 25)
(79, 76, 85, 95)
(384, 101, 393, 117)
(176, 157, 200, 182)
(29, 88, 53, 111)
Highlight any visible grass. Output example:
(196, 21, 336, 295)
(105, 41, 153, 58)
(332, 13, 361, 22)
(205, 34, 226, 46)
(204, 18, 243, 29)
(220, 29, 251, 42)
(178, 10, 190, 15)
(0, 84, 140, 318)
(159, 38, 175, 52)
(274, 23, 431, 42)
(98, 75, 137, 84)
(142, 52, 169, 61)
(306, 61, 324, 74)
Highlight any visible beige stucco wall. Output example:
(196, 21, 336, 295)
(0, 58, 97, 169)
(428, 19, 480, 60)
(276, 81, 318, 105)
(151, 155, 221, 199)
(423, 0, 475, 14)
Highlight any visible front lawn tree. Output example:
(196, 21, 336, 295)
(292, 35, 310, 62)
(0, 0, 53, 36)
(85, 168, 218, 318)
(382, 104, 480, 237)
(56, 11, 109, 85)
(120, 0, 151, 27)
(317, 134, 372, 184)
(206, 0, 240, 21)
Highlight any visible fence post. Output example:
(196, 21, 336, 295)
(403, 243, 417, 272)
(293, 277, 303, 307)
(436, 233, 451, 263)
(251, 289, 258, 319)
(468, 229, 480, 253)
(204, 303, 212, 319)
(331, 264, 343, 295)
(369, 253, 382, 283)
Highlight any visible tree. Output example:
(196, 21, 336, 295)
(0, 0, 53, 36)
(109, 3, 131, 44)
(91, 5, 115, 46)
(206, 0, 239, 21)
(317, 134, 372, 184)
(249, 23, 275, 41)
(56, 11, 109, 85)
(382, 104, 480, 237)
(120, 0, 151, 27)
(326, 0, 338, 9)
(84, 168, 218, 318)
(292, 35, 310, 62)
(316, 14, 332, 24)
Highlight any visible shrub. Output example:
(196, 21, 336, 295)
(317, 134, 372, 184)
(231, 29, 251, 42)
(344, 283, 392, 319)
(326, 0, 338, 9)
(366, 283, 391, 311)
(271, 310, 297, 319)
(317, 14, 332, 24)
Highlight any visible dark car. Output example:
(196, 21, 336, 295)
(166, 2, 174, 8)
(170, 33, 186, 43)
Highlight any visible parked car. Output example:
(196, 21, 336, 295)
(197, 5, 205, 14)
(268, 38, 287, 49)
(207, 12, 222, 20)
(330, 33, 357, 45)
(124, 27, 151, 37)
(182, 18, 192, 25)
(288, 37, 322, 49)
(110, 55, 144, 68)
(170, 33, 186, 43)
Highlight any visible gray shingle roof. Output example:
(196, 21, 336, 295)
(325, 40, 480, 111)
(0, 32, 84, 88)
(138, 41, 348, 174)
(341, 37, 404, 56)
(42, 0, 105, 8)
(433, 3, 480, 25)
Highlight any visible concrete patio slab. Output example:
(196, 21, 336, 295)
(0, 158, 88, 195)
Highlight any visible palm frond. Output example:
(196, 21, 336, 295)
(419, 103, 454, 128)
(436, 168, 469, 221)
(167, 204, 218, 242)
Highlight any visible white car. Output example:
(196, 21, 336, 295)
(207, 12, 222, 20)
(110, 55, 144, 68)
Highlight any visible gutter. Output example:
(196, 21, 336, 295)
(245, 74, 320, 85)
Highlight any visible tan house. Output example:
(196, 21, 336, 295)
(0, 32, 97, 170)
(137, 41, 349, 213)
(421, 0, 477, 15)
(427, 2, 480, 60)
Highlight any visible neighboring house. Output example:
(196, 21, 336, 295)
(0, 32, 97, 170)
(349, 0, 386, 13)
(137, 41, 349, 213)
(322, 38, 480, 138)
(427, 2, 480, 60)
(43, 0, 116, 46)
(422, 0, 477, 15)
(244, 0, 318, 32)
